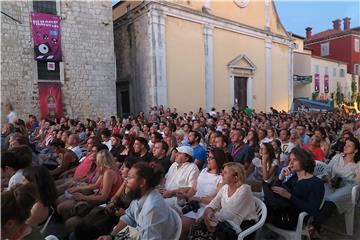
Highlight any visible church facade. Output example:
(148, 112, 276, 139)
(113, 0, 295, 115)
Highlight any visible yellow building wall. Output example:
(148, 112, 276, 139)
(269, 2, 288, 36)
(165, 0, 205, 12)
(271, 43, 289, 111)
(166, 16, 205, 113)
(213, 28, 266, 112)
(211, 1, 265, 31)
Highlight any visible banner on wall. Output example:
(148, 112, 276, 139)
(31, 12, 62, 61)
(314, 73, 320, 92)
(324, 74, 329, 93)
(38, 82, 64, 120)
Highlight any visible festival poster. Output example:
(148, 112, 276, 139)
(314, 73, 320, 92)
(324, 74, 329, 93)
(38, 82, 64, 120)
(31, 12, 62, 61)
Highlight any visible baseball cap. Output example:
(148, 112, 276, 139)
(176, 146, 193, 157)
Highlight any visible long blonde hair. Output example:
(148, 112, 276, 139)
(96, 150, 117, 172)
(224, 162, 246, 188)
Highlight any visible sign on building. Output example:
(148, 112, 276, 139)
(314, 73, 320, 92)
(31, 12, 62, 61)
(38, 82, 63, 120)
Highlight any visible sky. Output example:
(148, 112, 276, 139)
(275, 0, 360, 37)
(112, 0, 360, 37)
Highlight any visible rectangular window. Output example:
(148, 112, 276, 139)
(340, 68, 345, 77)
(324, 66, 328, 75)
(355, 64, 360, 75)
(314, 65, 320, 74)
(37, 61, 60, 81)
(333, 68, 336, 77)
(33, 0, 57, 15)
(355, 39, 360, 52)
(321, 42, 329, 56)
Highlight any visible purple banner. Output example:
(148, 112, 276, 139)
(324, 74, 329, 93)
(314, 73, 320, 92)
(32, 12, 61, 61)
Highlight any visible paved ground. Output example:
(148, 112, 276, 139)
(43, 205, 360, 240)
(258, 204, 360, 240)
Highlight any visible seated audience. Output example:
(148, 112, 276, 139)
(149, 141, 172, 174)
(303, 135, 325, 161)
(1, 145, 32, 190)
(311, 136, 360, 235)
(57, 149, 122, 232)
(22, 166, 57, 226)
(47, 139, 78, 177)
(264, 147, 324, 230)
(1, 184, 44, 239)
(189, 162, 258, 239)
(97, 162, 180, 240)
(160, 146, 200, 208)
(247, 142, 279, 192)
(180, 148, 227, 239)
(73, 157, 140, 240)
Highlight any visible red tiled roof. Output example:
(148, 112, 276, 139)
(305, 27, 360, 44)
(308, 29, 342, 41)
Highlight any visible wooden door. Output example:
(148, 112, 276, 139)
(234, 77, 247, 111)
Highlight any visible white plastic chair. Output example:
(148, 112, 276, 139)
(265, 212, 310, 240)
(238, 197, 267, 240)
(344, 184, 359, 235)
(45, 235, 59, 240)
(40, 207, 54, 234)
(170, 207, 182, 240)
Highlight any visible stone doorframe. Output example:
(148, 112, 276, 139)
(228, 54, 256, 109)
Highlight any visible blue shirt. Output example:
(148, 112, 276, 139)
(120, 189, 179, 240)
(193, 145, 207, 168)
(301, 134, 310, 145)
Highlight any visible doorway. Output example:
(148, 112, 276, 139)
(116, 82, 130, 117)
(234, 76, 247, 110)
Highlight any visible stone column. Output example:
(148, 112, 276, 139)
(247, 77, 253, 108)
(265, 38, 272, 113)
(150, 10, 167, 107)
(203, 24, 214, 112)
(229, 74, 235, 109)
(288, 44, 295, 111)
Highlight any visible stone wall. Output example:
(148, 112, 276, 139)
(60, 0, 116, 120)
(1, 0, 116, 122)
(114, 12, 153, 114)
(1, 1, 38, 123)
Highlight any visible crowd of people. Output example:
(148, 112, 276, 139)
(1, 104, 360, 240)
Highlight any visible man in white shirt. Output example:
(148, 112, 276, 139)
(6, 104, 17, 124)
(66, 134, 83, 160)
(160, 146, 200, 208)
(101, 129, 112, 151)
(279, 129, 295, 165)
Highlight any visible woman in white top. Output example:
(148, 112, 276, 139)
(312, 136, 360, 233)
(195, 162, 257, 239)
(180, 148, 227, 239)
(246, 142, 279, 192)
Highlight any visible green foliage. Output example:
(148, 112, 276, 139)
(312, 92, 319, 101)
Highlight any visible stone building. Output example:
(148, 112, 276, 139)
(113, 0, 295, 115)
(1, 0, 116, 122)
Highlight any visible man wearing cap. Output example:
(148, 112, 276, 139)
(160, 146, 200, 207)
